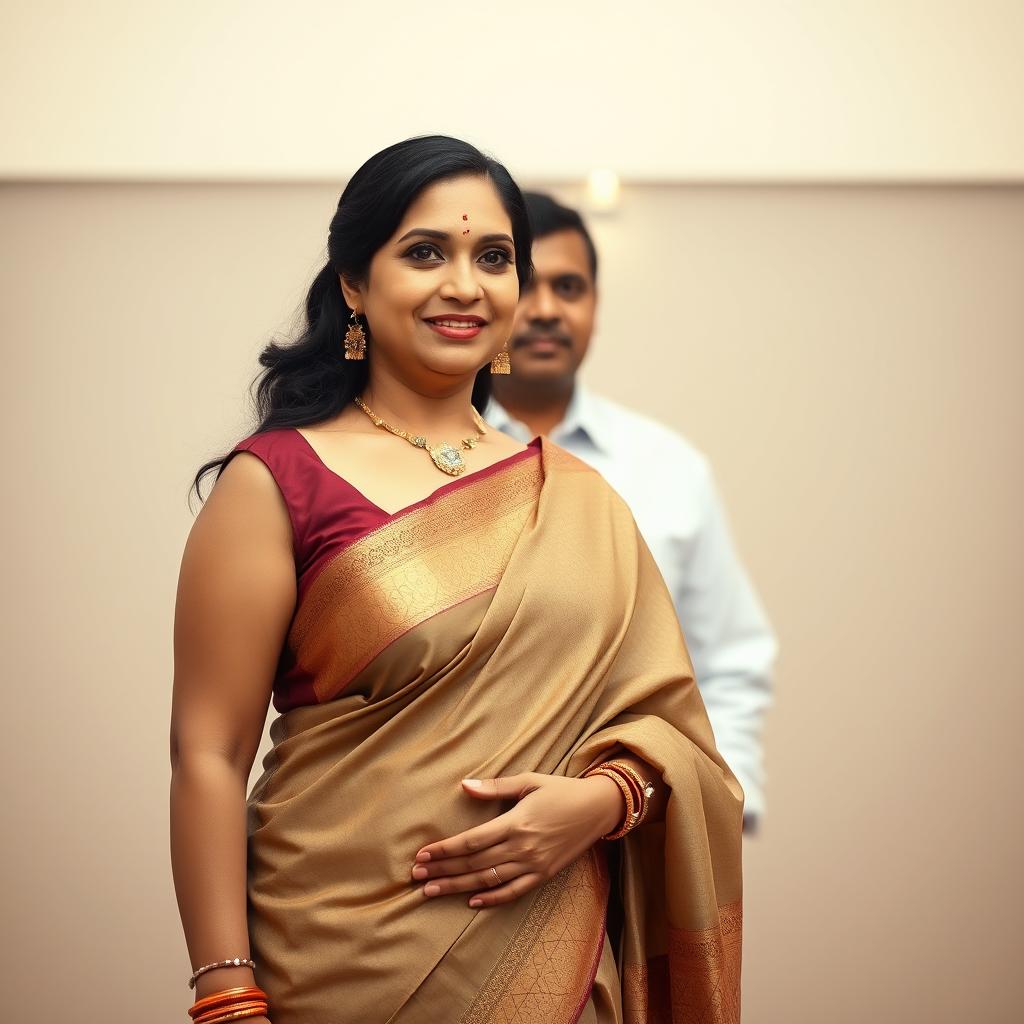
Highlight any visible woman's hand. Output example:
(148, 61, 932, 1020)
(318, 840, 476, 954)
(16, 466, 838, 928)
(411, 773, 624, 908)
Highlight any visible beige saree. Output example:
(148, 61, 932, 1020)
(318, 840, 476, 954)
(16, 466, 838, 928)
(245, 438, 743, 1023)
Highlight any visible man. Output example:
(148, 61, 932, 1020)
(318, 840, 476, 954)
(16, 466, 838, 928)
(489, 193, 777, 831)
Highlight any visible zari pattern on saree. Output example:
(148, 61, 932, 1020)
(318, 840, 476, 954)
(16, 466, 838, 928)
(288, 454, 543, 703)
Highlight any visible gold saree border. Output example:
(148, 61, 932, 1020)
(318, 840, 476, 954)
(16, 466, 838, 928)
(288, 453, 543, 703)
(622, 900, 743, 1024)
(459, 847, 610, 1024)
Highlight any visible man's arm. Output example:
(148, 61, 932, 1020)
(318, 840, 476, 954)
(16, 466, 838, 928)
(671, 461, 778, 832)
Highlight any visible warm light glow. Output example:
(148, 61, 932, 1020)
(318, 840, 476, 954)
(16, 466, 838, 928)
(585, 169, 621, 211)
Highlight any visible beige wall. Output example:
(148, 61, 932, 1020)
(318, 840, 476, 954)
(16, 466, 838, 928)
(1, 181, 1022, 1022)
(3, 1, 1024, 181)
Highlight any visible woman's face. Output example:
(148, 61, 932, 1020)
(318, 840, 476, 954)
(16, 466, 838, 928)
(344, 174, 520, 391)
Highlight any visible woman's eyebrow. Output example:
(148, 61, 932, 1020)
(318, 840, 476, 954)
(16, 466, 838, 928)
(395, 228, 514, 245)
(396, 228, 448, 243)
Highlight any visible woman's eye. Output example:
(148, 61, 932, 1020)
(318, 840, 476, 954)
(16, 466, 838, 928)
(479, 249, 512, 268)
(407, 243, 442, 262)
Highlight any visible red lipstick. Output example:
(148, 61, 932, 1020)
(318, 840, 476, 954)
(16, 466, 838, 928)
(423, 315, 486, 340)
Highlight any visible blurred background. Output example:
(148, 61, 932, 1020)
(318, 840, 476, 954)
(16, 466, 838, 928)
(2, 2, 1021, 1021)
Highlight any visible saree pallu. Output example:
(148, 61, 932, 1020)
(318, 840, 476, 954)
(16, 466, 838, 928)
(246, 438, 744, 1023)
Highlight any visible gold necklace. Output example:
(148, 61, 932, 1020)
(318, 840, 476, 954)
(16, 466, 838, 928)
(354, 396, 488, 477)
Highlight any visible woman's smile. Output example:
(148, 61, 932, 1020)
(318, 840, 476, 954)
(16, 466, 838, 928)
(422, 314, 488, 340)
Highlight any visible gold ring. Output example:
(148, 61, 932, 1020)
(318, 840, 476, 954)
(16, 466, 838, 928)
(490, 866, 503, 887)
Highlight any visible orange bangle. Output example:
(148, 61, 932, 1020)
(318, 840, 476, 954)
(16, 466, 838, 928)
(194, 1008, 268, 1024)
(194, 999, 268, 1018)
(191, 999, 264, 1024)
(190, 987, 267, 1016)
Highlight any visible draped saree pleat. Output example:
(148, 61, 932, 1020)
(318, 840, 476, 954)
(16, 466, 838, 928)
(245, 439, 743, 1024)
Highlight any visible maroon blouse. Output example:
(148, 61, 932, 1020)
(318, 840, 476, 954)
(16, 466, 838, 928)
(224, 428, 542, 711)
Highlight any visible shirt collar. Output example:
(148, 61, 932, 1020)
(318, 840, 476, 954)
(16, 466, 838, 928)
(486, 383, 613, 454)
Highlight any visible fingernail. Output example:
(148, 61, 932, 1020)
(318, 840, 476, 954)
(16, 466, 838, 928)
(415, 851, 431, 863)
(463, 779, 482, 789)
(469, 898, 483, 908)
(411, 866, 428, 880)
(424, 884, 441, 897)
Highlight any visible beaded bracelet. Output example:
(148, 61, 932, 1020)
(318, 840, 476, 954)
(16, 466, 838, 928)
(189, 957, 256, 990)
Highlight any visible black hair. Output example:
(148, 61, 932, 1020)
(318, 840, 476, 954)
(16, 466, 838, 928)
(191, 135, 533, 504)
(522, 191, 598, 282)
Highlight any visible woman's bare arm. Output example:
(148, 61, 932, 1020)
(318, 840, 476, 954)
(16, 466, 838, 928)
(169, 452, 296, 1009)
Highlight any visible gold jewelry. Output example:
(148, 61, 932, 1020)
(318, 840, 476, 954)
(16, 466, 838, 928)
(490, 338, 511, 374)
(584, 765, 636, 840)
(353, 396, 488, 477)
(489, 866, 503, 886)
(344, 311, 367, 360)
(604, 760, 656, 828)
(583, 760, 655, 840)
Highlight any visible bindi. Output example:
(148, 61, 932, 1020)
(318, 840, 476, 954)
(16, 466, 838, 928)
(462, 213, 470, 235)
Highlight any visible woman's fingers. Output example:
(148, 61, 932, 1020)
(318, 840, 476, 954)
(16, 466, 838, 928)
(411, 842, 515, 881)
(468, 871, 545, 908)
(461, 773, 537, 801)
(420, 862, 529, 900)
(415, 816, 512, 864)
(414, 774, 542, 866)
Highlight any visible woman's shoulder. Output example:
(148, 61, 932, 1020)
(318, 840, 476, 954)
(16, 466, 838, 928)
(216, 428, 321, 544)
(541, 436, 632, 507)
(539, 435, 597, 473)
(213, 429, 297, 502)
(225, 426, 326, 486)
(230, 426, 306, 459)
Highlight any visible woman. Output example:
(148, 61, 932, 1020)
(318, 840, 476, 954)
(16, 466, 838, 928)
(170, 136, 743, 1024)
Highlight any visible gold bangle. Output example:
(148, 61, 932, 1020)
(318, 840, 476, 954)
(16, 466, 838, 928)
(584, 765, 637, 840)
(604, 760, 656, 827)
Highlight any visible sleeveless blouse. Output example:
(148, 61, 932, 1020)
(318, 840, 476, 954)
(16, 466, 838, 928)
(225, 428, 542, 712)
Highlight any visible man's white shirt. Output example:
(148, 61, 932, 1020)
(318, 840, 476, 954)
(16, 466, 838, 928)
(487, 386, 777, 825)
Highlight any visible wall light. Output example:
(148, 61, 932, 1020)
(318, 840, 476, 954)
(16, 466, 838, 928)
(584, 169, 622, 213)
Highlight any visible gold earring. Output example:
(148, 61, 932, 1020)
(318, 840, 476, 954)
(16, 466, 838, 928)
(490, 339, 511, 375)
(344, 311, 367, 360)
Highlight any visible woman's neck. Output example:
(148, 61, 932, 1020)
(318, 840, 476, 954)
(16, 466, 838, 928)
(360, 369, 479, 438)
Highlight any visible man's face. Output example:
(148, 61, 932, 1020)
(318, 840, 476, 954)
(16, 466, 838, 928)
(509, 228, 596, 383)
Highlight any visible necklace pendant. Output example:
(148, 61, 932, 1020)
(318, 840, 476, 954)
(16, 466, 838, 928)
(429, 443, 466, 476)
(461, 436, 479, 450)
